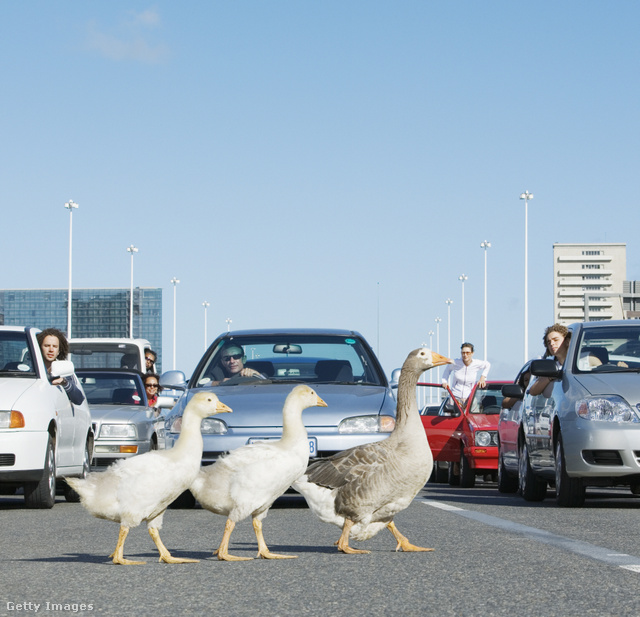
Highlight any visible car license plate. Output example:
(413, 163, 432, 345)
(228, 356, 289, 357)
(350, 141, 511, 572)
(248, 437, 318, 457)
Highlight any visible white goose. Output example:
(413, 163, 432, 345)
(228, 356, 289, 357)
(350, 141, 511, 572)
(66, 391, 232, 565)
(293, 348, 451, 553)
(191, 384, 327, 561)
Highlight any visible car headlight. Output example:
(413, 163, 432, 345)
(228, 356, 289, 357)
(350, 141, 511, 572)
(200, 418, 228, 435)
(0, 410, 25, 429)
(338, 415, 395, 434)
(475, 431, 493, 447)
(98, 424, 138, 439)
(576, 396, 640, 423)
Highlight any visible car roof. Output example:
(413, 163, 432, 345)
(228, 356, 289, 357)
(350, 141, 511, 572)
(222, 328, 364, 337)
(571, 320, 640, 330)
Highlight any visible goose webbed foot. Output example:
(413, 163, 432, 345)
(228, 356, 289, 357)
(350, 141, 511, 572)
(386, 521, 434, 552)
(337, 519, 370, 554)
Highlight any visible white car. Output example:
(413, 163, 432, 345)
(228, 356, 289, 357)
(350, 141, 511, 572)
(0, 326, 93, 508)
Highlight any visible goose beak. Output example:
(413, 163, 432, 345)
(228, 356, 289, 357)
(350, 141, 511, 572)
(315, 395, 328, 408)
(431, 352, 453, 367)
(216, 401, 233, 414)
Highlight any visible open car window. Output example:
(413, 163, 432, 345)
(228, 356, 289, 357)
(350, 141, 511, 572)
(194, 334, 384, 387)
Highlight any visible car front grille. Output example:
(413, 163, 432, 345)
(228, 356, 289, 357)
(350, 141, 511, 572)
(0, 454, 15, 467)
(582, 450, 623, 466)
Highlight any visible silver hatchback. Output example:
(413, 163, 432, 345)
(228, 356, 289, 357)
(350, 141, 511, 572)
(498, 320, 640, 507)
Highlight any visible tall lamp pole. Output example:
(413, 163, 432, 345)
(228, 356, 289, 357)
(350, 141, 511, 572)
(445, 298, 453, 358)
(520, 191, 534, 362)
(64, 200, 78, 338)
(226, 318, 232, 332)
(458, 274, 468, 343)
(480, 241, 491, 361)
(170, 277, 180, 369)
(434, 317, 442, 383)
(126, 245, 138, 338)
(202, 301, 210, 351)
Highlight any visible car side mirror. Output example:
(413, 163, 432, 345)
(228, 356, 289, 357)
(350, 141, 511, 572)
(530, 359, 562, 379)
(502, 384, 524, 399)
(160, 370, 187, 391)
(50, 360, 76, 378)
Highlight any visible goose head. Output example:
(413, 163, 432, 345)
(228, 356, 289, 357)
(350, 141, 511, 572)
(403, 347, 452, 375)
(187, 391, 232, 419)
(288, 384, 328, 410)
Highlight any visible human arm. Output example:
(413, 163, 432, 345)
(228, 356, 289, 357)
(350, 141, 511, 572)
(57, 374, 85, 405)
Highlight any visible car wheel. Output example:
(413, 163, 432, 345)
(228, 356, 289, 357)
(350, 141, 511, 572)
(169, 490, 196, 509)
(64, 436, 93, 503)
(150, 436, 158, 451)
(497, 450, 518, 494)
(24, 435, 56, 509)
(434, 462, 449, 483)
(459, 449, 475, 488)
(447, 460, 460, 486)
(555, 434, 585, 507)
(518, 441, 546, 502)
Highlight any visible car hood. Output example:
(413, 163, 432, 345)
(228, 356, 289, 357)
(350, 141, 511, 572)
(0, 377, 36, 407)
(176, 383, 393, 428)
(574, 373, 640, 403)
(89, 404, 152, 423)
(465, 413, 499, 430)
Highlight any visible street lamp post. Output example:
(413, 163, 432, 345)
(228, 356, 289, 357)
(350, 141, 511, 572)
(202, 301, 210, 351)
(126, 245, 138, 338)
(428, 329, 435, 403)
(170, 277, 180, 369)
(458, 274, 468, 343)
(520, 191, 534, 362)
(64, 200, 78, 338)
(480, 241, 491, 361)
(445, 298, 453, 358)
(226, 318, 232, 332)
(434, 317, 442, 383)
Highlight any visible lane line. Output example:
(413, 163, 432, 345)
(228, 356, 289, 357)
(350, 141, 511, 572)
(421, 498, 640, 572)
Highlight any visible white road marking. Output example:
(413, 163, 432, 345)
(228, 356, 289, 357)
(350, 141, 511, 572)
(422, 498, 640, 573)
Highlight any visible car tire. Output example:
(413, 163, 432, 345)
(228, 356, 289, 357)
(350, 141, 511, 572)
(518, 441, 546, 502)
(24, 435, 56, 509)
(64, 435, 93, 503)
(169, 490, 196, 509)
(447, 461, 460, 486)
(555, 434, 585, 507)
(497, 450, 519, 494)
(434, 462, 449, 483)
(459, 449, 475, 488)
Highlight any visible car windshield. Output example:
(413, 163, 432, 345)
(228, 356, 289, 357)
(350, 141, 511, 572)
(469, 383, 505, 414)
(0, 331, 36, 377)
(575, 325, 640, 373)
(77, 372, 145, 406)
(194, 334, 384, 387)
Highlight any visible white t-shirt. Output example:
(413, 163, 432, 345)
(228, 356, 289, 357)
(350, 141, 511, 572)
(442, 358, 491, 400)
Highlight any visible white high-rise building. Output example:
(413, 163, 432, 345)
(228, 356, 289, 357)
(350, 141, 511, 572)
(553, 243, 627, 324)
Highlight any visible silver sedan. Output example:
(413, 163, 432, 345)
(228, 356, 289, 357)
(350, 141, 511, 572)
(498, 320, 640, 507)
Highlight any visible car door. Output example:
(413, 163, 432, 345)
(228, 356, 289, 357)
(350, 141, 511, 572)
(51, 382, 75, 467)
(421, 386, 464, 461)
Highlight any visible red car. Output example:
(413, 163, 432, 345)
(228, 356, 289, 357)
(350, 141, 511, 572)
(420, 381, 508, 487)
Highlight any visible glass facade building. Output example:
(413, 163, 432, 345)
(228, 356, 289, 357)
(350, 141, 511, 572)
(0, 288, 162, 371)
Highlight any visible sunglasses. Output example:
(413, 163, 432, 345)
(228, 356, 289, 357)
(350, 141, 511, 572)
(145, 383, 159, 388)
(221, 354, 243, 361)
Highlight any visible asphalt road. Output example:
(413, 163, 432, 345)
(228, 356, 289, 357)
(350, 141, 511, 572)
(1, 481, 640, 617)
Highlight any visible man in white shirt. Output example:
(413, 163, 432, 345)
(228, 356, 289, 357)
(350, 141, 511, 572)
(441, 342, 491, 408)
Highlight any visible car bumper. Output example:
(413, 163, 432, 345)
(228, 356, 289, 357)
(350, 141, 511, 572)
(91, 439, 153, 470)
(166, 428, 391, 464)
(563, 420, 640, 478)
(464, 445, 499, 470)
(0, 430, 49, 483)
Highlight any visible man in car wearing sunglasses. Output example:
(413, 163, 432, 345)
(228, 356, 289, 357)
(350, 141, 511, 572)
(214, 343, 264, 384)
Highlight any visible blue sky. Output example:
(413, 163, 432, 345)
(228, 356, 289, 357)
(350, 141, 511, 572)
(2, 2, 639, 379)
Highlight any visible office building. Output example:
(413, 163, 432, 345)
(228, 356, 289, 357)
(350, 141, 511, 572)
(0, 288, 162, 370)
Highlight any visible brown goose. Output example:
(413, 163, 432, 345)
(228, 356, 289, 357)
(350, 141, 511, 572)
(293, 348, 451, 553)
